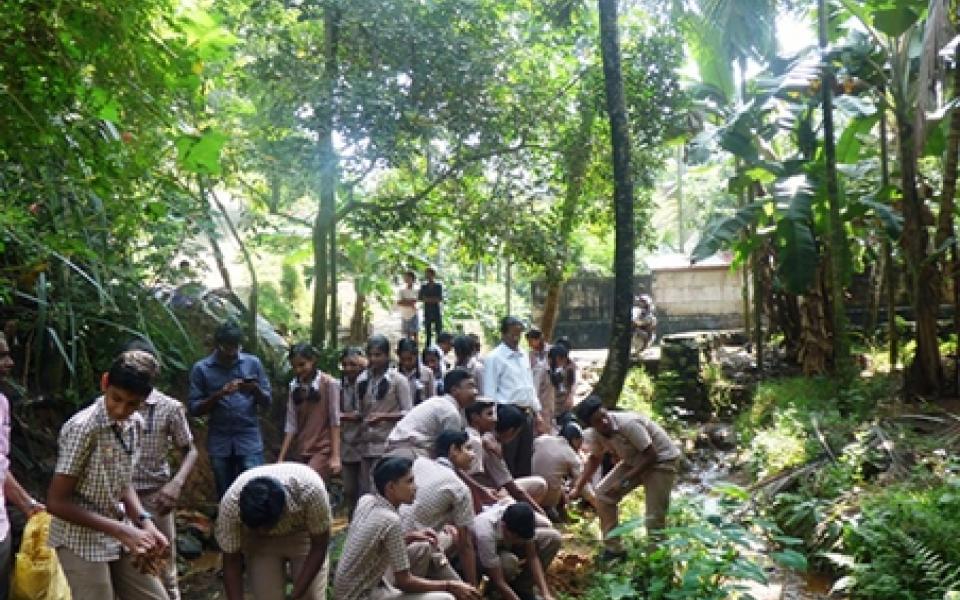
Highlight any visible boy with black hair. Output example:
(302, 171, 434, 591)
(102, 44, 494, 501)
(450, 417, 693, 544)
(47, 350, 170, 599)
(386, 369, 475, 458)
(473, 501, 559, 600)
(435, 332, 454, 368)
(452, 335, 483, 391)
(531, 422, 592, 522)
(419, 268, 444, 348)
(570, 395, 680, 559)
(400, 430, 478, 585)
(216, 463, 332, 600)
(125, 339, 199, 600)
(188, 320, 272, 498)
(472, 404, 547, 512)
(334, 457, 480, 600)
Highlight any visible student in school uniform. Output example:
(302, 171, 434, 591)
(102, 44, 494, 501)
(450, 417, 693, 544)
(570, 395, 680, 560)
(547, 345, 576, 427)
(277, 343, 342, 480)
(385, 369, 475, 459)
(0, 332, 44, 600)
(397, 271, 420, 345)
(333, 457, 479, 600)
(473, 502, 559, 600)
(400, 431, 479, 585)
(216, 463, 332, 600)
(358, 335, 412, 494)
(531, 422, 589, 523)
(397, 338, 436, 407)
(472, 404, 547, 512)
(435, 332, 454, 369)
(422, 346, 445, 396)
(126, 340, 199, 600)
(46, 350, 170, 599)
(452, 335, 484, 392)
(339, 347, 367, 516)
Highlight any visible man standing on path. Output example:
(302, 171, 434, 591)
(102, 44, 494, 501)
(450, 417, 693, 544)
(419, 267, 444, 348)
(482, 316, 539, 477)
(0, 332, 44, 600)
(570, 395, 680, 560)
(189, 321, 272, 499)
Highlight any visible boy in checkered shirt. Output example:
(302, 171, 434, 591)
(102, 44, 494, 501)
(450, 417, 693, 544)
(126, 340, 199, 600)
(46, 350, 169, 599)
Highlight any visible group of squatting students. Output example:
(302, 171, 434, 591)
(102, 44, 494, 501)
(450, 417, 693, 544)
(20, 316, 680, 600)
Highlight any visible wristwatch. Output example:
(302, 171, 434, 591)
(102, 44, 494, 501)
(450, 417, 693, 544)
(137, 511, 154, 525)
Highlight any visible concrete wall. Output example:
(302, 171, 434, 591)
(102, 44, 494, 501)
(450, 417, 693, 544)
(652, 266, 744, 336)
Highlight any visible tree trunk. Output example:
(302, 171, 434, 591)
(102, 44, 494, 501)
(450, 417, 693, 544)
(540, 279, 563, 341)
(936, 51, 960, 392)
(594, 0, 635, 408)
(879, 90, 899, 368)
(505, 254, 513, 316)
(350, 290, 367, 343)
(749, 183, 763, 373)
(310, 7, 340, 348)
(818, 0, 848, 374)
(539, 92, 596, 341)
(327, 215, 338, 349)
(899, 109, 943, 396)
(676, 144, 685, 251)
(199, 177, 232, 291)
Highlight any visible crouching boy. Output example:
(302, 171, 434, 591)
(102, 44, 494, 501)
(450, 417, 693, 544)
(216, 463, 332, 600)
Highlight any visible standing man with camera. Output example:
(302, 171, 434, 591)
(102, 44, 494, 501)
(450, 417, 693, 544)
(189, 321, 272, 499)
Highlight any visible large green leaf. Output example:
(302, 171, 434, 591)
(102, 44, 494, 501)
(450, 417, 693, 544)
(836, 114, 879, 164)
(872, 6, 921, 37)
(691, 202, 765, 263)
(176, 130, 228, 176)
(775, 176, 819, 294)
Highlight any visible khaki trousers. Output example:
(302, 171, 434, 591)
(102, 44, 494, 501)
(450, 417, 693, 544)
(405, 530, 460, 582)
(140, 489, 180, 600)
(369, 583, 453, 600)
(596, 459, 677, 550)
(57, 546, 167, 600)
(495, 524, 561, 596)
(242, 530, 328, 600)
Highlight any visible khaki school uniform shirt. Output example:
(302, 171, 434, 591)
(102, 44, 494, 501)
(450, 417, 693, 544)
(134, 389, 193, 492)
(359, 369, 412, 458)
(334, 494, 410, 600)
(585, 411, 680, 464)
(284, 371, 341, 458)
(49, 397, 144, 562)
(340, 377, 363, 463)
(531, 435, 582, 492)
(400, 457, 474, 532)
(215, 463, 331, 554)
(481, 432, 515, 489)
(386, 394, 465, 452)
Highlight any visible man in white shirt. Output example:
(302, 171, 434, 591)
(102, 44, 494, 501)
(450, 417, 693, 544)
(397, 271, 420, 345)
(482, 317, 539, 477)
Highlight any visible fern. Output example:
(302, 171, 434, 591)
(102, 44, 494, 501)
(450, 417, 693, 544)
(894, 529, 960, 596)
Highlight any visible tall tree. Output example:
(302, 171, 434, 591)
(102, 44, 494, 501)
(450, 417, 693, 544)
(594, 0, 635, 406)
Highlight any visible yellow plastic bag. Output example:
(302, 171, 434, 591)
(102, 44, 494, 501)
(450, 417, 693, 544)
(10, 511, 71, 600)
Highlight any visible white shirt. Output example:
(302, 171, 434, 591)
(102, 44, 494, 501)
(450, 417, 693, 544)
(481, 342, 540, 411)
(398, 287, 417, 319)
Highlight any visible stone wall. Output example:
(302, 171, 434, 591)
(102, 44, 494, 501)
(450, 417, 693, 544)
(652, 266, 745, 336)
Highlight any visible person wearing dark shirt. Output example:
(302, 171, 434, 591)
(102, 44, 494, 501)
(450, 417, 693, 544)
(188, 321, 272, 498)
(418, 268, 444, 348)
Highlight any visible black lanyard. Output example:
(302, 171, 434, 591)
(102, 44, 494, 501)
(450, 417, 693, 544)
(111, 424, 134, 456)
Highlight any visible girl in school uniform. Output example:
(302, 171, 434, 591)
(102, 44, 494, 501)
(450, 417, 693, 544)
(422, 345, 445, 396)
(358, 335, 412, 492)
(277, 343, 342, 479)
(338, 347, 367, 517)
(396, 338, 435, 405)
